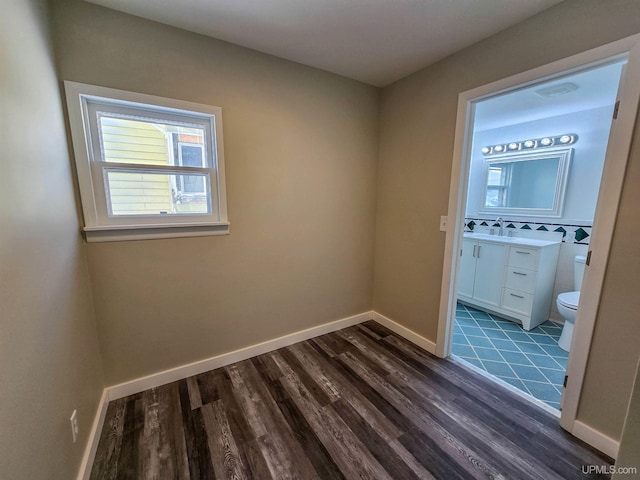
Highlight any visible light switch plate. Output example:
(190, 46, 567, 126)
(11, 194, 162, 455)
(440, 216, 448, 232)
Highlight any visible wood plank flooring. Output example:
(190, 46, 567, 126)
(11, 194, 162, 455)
(90, 321, 612, 479)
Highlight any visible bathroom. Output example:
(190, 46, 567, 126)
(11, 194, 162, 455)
(451, 60, 625, 411)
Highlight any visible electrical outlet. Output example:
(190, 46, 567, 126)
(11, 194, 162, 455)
(439, 215, 448, 232)
(70, 410, 78, 443)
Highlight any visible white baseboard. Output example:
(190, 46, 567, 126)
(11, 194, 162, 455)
(77, 389, 109, 480)
(372, 311, 437, 354)
(572, 420, 619, 459)
(77, 309, 619, 479)
(77, 310, 372, 479)
(107, 311, 372, 401)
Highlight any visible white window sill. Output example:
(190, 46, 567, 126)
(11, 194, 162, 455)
(83, 222, 230, 242)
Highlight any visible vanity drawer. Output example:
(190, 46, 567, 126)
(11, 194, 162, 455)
(502, 288, 533, 315)
(504, 268, 537, 293)
(507, 246, 540, 270)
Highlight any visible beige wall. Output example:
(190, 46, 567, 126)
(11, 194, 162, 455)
(52, 0, 380, 385)
(374, 0, 640, 440)
(0, 1, 104, 478)
(21, 0, 636, 465)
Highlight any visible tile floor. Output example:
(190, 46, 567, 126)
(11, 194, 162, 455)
(452, 303, 568, 410)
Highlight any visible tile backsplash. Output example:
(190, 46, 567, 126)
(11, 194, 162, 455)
(464, 217, 592, 245)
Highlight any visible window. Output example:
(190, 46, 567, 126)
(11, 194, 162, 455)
(64, 82, 228, 242)
(485, 165, 510, 207)
(175, 137, 207, 197)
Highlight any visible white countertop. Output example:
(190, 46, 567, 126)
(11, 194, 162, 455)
(463, 232, 561, 247)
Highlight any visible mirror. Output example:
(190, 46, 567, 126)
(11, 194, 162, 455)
(480, 148, 572, 217)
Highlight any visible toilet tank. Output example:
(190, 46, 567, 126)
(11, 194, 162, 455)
(574, 255, 587, 290)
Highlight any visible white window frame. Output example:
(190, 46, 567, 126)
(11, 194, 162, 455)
(64, 81, 229, 242)
(176, 141, 207, 196)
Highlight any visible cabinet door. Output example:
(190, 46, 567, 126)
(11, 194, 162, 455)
(457, 239, 477, 299)
(472, 241, 506, 306)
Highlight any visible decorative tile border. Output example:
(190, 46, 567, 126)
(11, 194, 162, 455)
(464, 217, 592, 244)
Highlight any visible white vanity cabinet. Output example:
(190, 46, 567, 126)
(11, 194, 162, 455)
(457, 234, 560, 331)
(458, 238, 506, 307)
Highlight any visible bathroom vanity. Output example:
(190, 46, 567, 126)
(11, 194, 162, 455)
(458, 233, 561, 330)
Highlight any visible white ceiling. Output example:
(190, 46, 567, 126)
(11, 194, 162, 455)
(474, 60, 626, 132)
(86, 0, 563, 87)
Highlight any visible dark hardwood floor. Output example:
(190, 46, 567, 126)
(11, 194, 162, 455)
(90, 321, 612, 479)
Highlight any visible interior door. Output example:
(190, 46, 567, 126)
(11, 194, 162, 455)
(561, 49, 640, 438)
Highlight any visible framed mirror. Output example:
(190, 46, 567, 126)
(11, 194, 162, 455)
(479, 148, 573, 217)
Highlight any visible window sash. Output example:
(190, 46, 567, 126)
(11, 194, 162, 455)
(90, 162, 220, 226)
(485, 185, 509, 207)
(176, 142, 207, 196)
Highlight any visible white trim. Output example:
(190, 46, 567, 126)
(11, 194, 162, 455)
(83, 221, 230, 232)
(562, 43, 640, 431)
(107, 311, 372, 400)
(572, 420, 620, 459)
(64, 81, 229, 241)
(76, 389, 109, 480)
(76, 311, 372, 479)
(436, 74, 475, 358)
(372, 311, 437, 354)
(84, 223, 230, 242)
(436, 34, 640, 447)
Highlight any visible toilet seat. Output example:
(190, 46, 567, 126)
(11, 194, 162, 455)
(558, 291, 580, 310)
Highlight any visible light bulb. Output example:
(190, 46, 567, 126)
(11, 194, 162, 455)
(481, 146, 490, 154)
(541, 137, 553, 146)
(524, 140, 535, 148)
(508, 142, 518, 150)
(559, 135, 572, 144)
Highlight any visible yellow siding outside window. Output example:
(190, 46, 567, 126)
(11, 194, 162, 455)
(100, 117, 174, 215)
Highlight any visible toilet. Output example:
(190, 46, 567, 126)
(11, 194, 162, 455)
(556, 255, 587, 352)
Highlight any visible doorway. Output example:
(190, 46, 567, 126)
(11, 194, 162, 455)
(436, 34, 640, 456)
(451, 60, 625, 411)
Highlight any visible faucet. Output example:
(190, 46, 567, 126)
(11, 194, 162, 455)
(495, 217, 504, 236)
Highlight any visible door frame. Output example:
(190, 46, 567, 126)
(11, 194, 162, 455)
(436, 33, 640, 457)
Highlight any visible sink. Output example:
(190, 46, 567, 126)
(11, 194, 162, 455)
(465, 233, 499, 240)
(463, 232, 561, 247)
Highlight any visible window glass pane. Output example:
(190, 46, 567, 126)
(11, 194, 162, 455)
(180, 174, 206, 195)
(179, 144, 205, 167)
(487, 166, 505, 186)
(485, 187, 504, 207)
(106, 170, 210, 216)
(99, 115, 206, 167)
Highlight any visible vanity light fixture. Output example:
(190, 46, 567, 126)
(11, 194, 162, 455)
(481, 133, 577, 156)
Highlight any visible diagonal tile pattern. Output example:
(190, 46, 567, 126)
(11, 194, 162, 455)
(452, 303, 568, 409)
